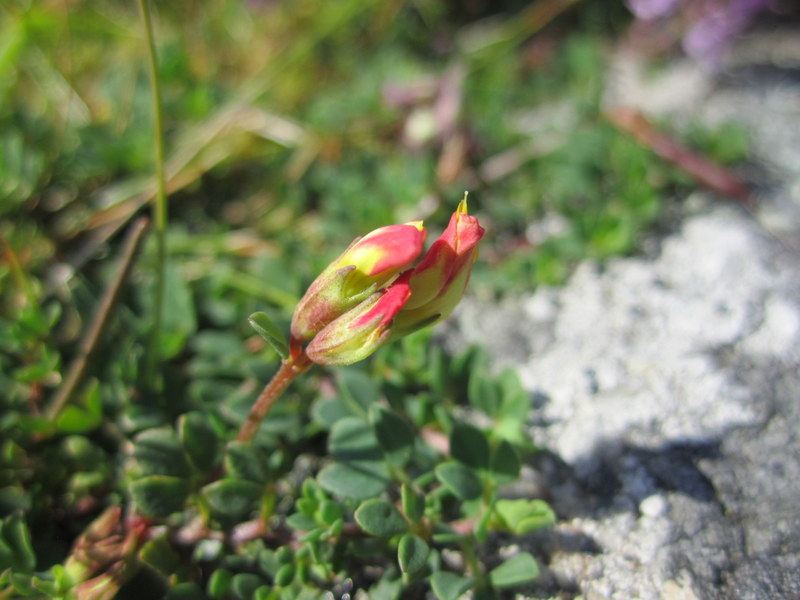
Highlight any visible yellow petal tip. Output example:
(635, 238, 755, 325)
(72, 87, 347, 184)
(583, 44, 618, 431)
(457, 191, 469, 214)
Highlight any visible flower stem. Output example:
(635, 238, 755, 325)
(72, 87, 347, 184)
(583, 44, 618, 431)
(237, 353, 312, 442)
(138, 0, 169, 389)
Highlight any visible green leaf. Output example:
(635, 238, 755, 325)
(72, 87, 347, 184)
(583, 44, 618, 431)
(311, 396, 355, 429)
(435, 461, 483, 500)
(207, 569, 233, 599)
(179, 411, 221, 473)
(286, 513, 317, 532)
(430, 571, 474, 600)
(166, 582, 205, 600)
(336, 368, 380, 416)
(496, 369, 529, 422)
(133, 427, 192, 478)
(401, 484, 424, 524)
(140, 537, 181, 576)
(397, 534, 428, 574)
(354, 499, 408, 537)
(488, 440, 521, 484)
(488, 552, 539, 588)
(450, 423, 489, 470)
(468, 370, 501, 418)
(274, 563, 295, 587)
(231, 573, 266, 600)
(202, 478, 264, 526)
(224, 441, 271, 483)
(328, 417, 382, 462)
(55, 380, 103, 434)
(55, 405, 102, 434)
(316, 500, 343, 526)
(248, 312, 289, 360)
(367, 575, 404, 600)
(0, 513, 35, 572)
(370, 405, 414, 466)
(316, 461, 388, 500)
(493, 499, 555, 535)
(130, 476, 190, 518)
(160, 261, 198, 359)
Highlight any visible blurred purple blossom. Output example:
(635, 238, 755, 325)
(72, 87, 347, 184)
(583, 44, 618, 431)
(626, 0, 773, 68)
(626, 0, 681, 20)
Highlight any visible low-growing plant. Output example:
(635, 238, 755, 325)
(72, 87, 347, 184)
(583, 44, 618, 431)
(0, 1, 753, 598)
(1, 200, 554, 599)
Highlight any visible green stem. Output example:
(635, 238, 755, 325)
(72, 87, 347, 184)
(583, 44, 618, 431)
(138, 0, 168, 389)
(460, 536, 486, 588)
(237, 353, 313, 442)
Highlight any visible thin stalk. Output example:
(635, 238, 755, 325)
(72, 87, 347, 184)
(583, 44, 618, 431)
(46, 218, 150, 422)
(237, 353, 313, 442)
(459, 536, 486, 588)
(0, 235, 33, 303)
(138, 0, 168, 388)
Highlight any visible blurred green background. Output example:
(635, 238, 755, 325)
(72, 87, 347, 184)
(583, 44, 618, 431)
(2, 0, 745, 300)
(0, 0, 757, 597)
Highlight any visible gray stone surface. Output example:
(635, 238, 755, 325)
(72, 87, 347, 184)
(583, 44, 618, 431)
(445, 25, 800, 600)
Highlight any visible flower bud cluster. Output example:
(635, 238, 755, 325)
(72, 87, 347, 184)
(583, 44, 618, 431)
(290, 196, 484, 366)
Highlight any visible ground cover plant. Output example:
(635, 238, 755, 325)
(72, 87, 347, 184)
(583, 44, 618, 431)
(1, 0, 751, 598)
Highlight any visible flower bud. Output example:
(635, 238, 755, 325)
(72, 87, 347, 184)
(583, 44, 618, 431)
(306, 273, 412, 366)
(290, 222, 426, 344)
(393, 195, 485, 336)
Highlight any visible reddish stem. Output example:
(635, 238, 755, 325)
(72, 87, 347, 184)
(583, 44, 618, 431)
(237, 353, 313, 442)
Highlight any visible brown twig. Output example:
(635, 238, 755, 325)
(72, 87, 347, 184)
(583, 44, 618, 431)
(45, 217, 150, 423)
(607, 106, 751, 206)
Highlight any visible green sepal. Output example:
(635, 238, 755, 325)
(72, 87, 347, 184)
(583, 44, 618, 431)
(248, 312, 290, 360)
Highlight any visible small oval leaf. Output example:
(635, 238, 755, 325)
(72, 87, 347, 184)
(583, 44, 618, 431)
(316, 461, 389, 500)
(397, 533, 429, 574)
(354, 499, 408, 537)
(435, 461, 482, 500)
(248, 312, 289, 360)
(130, 475, 190, 518)
(488, 552, 539, 588)
(202, 478, 264, 526)
(450, 423, 490, 470)
(430, 571, 475, 600)
(489, 439, 521, 484)
(179, 412, 221, 473)
(493, 499, 556, 534)
(224, 441, 271, 483)
(401, 484, 425, 524)
(133, 427, 191, 478)
(370, 405, 415, 465)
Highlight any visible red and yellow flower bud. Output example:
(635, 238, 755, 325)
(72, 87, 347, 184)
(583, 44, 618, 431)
(288, 196, 483, 367)
(305, 273, 412, 366)
(392, 195, 485, 336)
(290, 221, 426, 344)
